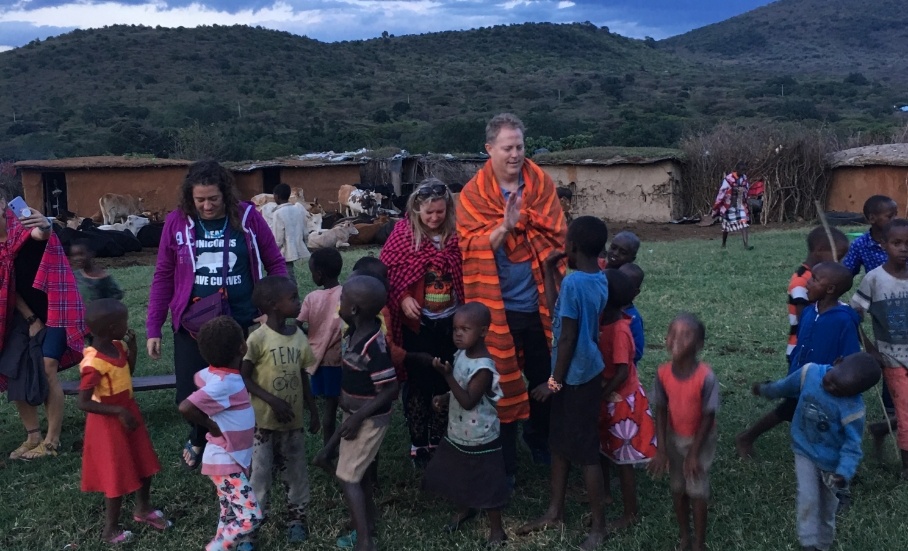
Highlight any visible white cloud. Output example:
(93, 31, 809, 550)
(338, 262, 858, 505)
(0, 0, 674, 44)
(0, 2, 325, 29)
(0, 45, 14, 51)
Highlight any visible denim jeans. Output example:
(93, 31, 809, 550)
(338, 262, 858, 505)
(795, 454, 839, 551)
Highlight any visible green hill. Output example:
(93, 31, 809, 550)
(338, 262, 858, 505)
(0, 12, 904, 161)
(662, 0, 908, 82)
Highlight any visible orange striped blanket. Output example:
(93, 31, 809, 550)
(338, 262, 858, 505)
(456, 159, 566, 423)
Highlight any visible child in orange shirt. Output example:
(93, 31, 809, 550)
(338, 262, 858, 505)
(649, 313, 718, 551)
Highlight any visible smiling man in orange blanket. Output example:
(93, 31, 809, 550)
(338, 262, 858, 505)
(457, 113, 567, 486)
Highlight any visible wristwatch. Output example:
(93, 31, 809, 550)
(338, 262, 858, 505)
(25, 315, 39, 326)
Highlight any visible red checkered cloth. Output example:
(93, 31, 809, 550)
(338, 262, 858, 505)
(0, 210, 85, 392)
(379, 219, 464, 351)
(712, 172, 750, 232)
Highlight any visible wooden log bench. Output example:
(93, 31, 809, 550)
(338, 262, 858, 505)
(61, 374, 176, 396)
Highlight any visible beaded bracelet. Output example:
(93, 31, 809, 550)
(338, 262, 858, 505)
(547, 376, 563, 393)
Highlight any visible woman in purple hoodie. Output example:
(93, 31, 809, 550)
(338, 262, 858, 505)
(146, 160, 287, 469)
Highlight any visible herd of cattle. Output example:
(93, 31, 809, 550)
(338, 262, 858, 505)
(49, 183, 426, 257)
(50, 182, 574, 258)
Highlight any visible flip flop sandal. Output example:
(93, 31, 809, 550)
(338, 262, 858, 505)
(181, 441, 202, 470)
(105, 530, 135, 545)
(20, 442, 58, 460)
(336, 530, 357, 549)
(9, 440, 41, 460)
(133, 509, 173, 531)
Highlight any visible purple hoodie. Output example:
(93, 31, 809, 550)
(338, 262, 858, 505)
(146, 202, 287, 339)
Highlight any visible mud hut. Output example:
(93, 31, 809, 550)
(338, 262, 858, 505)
(826, 144, 908, 215)
(533, 148, 684, 223)
(226, 155, 367, 204)
(16, 156, 192, 218)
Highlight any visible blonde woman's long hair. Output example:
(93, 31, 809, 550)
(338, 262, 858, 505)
(407, 177, 456, 250)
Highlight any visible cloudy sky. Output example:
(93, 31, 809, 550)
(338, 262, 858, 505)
(0, 0, 773, 51)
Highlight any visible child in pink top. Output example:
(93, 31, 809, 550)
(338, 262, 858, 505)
(179, 316, 260, 551)
(297, 247, 344, 446)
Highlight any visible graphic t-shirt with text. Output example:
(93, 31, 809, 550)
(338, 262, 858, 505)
(243, 324, 317, 431)
(851, 266, 908, 368)
(192, 218, 256, 328)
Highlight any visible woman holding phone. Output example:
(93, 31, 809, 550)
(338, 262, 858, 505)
(0, 193, 87, 460)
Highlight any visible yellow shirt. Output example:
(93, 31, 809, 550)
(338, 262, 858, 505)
(244, 325, 316, 431)
(79, 342, 133, 402)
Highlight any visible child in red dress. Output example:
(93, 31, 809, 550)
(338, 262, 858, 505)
(598, 269, 657, 531)
(78, 299, 169, 544)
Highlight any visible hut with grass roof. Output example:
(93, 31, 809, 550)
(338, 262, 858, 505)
(532, 147, 684, 223)
(826, 144, 908, 215)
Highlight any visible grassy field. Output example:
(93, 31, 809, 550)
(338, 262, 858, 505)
(3, 229, 908, 551)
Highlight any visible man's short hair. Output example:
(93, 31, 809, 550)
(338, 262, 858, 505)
(485, 113, 526, 144)
(273, 183, 291, 202)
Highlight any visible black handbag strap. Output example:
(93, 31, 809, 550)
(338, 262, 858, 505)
(218, 226, 231, 291)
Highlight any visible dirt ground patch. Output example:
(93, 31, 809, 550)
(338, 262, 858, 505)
(605, 220, 812, 243)
(92, 221, 814, 269)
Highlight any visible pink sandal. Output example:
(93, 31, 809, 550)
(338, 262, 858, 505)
(105, 530, 134, 545)
(132, 510, 173, 531)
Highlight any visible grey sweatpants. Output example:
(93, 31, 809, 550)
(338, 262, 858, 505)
(795, 453, 839, 551)
(250, 428, 311, 524)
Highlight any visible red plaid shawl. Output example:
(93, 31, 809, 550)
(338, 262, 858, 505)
(379, 219, 464, 350)
(0, 211, 85, 391)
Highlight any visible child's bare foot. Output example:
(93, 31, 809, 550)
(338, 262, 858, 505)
(606, 513, 638, 532)
(516, 514, 563, 535)
(579, 530, 607, 550)
(486, 531, 507, 547)
(312, 449, 333, 473)
(734, 433, 756, 460)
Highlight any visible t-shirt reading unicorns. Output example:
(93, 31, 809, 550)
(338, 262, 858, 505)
(192, 219, 256, 327)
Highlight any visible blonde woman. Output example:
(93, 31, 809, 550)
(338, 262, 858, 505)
(380, 178, 464, 468)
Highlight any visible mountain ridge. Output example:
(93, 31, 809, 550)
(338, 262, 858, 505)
(0, 5, 903, 161)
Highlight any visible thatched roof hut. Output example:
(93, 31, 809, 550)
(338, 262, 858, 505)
(826, 144, 908, 214)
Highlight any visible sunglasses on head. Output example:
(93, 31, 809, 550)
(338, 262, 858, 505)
(416, 183, 448, 199)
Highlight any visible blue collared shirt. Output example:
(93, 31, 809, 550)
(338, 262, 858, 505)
(842, 232, 887, 275)
(494, 176, 539, 313)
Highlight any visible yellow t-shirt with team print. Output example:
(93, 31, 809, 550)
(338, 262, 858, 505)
(244, 324, 316, 431)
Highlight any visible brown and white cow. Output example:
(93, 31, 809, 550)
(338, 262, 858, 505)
(337, 185, 378, 218)
(99, 193, 144, 225)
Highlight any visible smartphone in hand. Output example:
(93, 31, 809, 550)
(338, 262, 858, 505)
(7, 196, 31, 218)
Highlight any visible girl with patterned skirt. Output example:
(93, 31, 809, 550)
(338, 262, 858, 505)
(598, 270, 657, 530)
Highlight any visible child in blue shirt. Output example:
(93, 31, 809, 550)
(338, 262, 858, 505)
(786, 262, 862, 374)
(518, 216, 610, 550)
(842, 195, 896, 276)
(752, 353, 881, 551)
